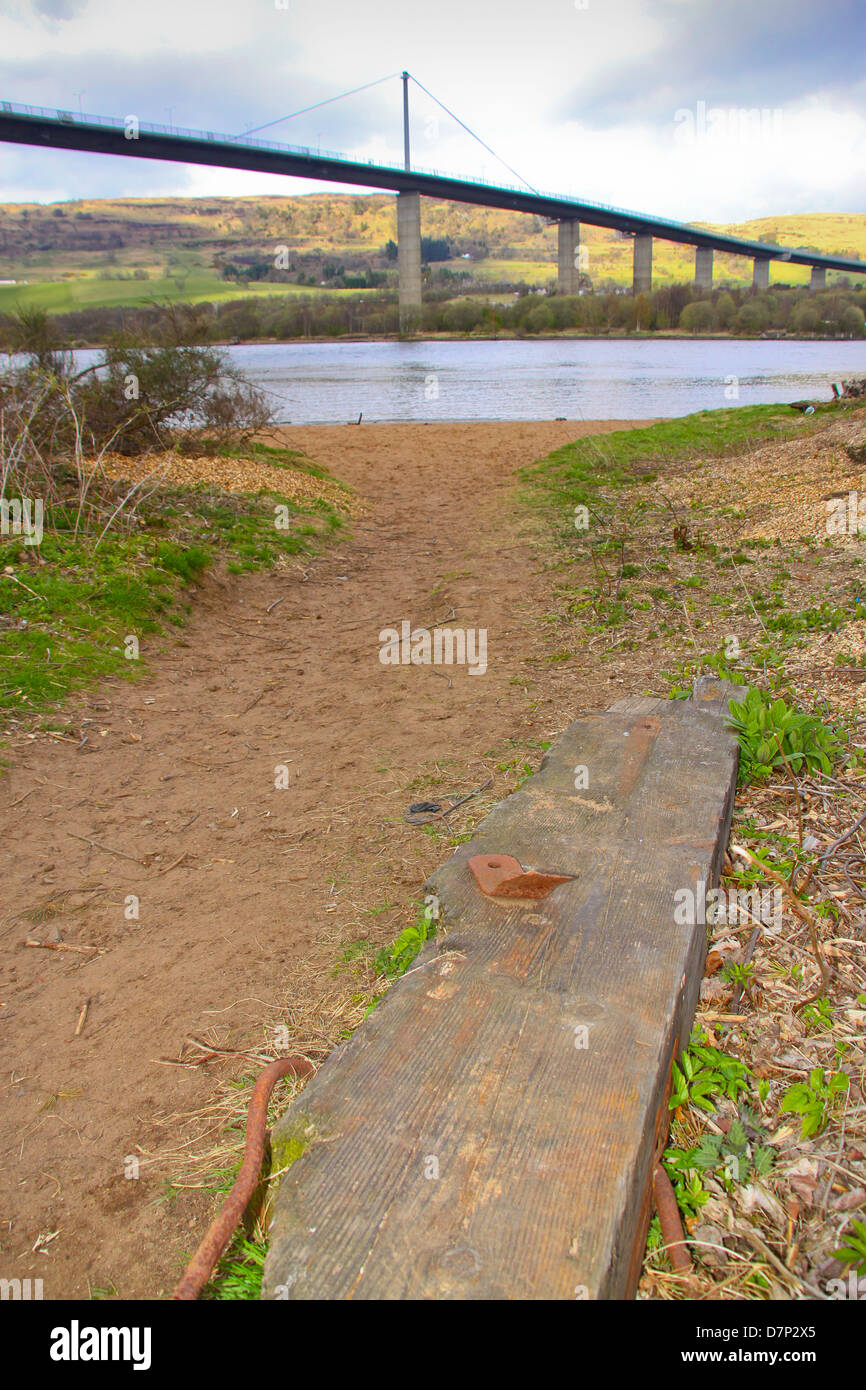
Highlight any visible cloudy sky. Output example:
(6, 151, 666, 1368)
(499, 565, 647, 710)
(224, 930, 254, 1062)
(0, 0, 864, 222)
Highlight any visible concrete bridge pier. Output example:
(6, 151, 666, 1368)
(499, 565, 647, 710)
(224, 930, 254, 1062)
(633, 234, 652, 294)
(695, 245, 713, 291)
(397, 191, 422, 331)
(557, 218, 581, 295)
(752, 257, 770, 291)
(810, 265, 827, 292)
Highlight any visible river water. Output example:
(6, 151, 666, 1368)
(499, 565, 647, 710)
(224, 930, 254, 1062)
(54, 337, 866, 425)
(225, 338, 866, 425)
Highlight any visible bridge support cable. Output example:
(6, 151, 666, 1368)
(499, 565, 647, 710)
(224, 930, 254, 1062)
(396, 71, 543, 327)
(238, 73, 401, 139)
(405, 71, 537, 194)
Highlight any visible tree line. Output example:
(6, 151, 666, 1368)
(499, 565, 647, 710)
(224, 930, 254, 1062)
(1, 279, 864, 349)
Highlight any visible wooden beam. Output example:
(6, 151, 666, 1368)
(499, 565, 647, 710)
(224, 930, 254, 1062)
(263, 681, 742, 1300)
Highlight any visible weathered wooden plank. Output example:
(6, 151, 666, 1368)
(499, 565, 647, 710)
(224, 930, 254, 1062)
(262, 684, 742, 1300)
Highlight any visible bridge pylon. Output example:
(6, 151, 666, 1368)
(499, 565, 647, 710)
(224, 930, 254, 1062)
(694, 245, 713, 291)
(632, 234, 652, 295)
(556, 219, 581, 295)
(397, 71, 422, 331)
(752, 256, 771, 290)
(397, 190, 422, 331)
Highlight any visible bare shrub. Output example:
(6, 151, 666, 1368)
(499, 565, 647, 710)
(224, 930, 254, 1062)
(1, 312, 274, 538)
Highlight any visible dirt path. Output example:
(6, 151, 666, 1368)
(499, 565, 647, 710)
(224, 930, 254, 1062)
(0, 420, 652, 1299)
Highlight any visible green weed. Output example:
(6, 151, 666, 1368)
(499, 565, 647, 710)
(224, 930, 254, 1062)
(833, 1220, 866, 1277)
(779, 1068, 849, 1139)
(373, 907, 437, 978)
(670, 1034, 751, 1113)
(201, 1235, 265, 1301)
(726, 688, 841, 784)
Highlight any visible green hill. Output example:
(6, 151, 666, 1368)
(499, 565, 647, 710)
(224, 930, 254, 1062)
(0, 193, 863, 316)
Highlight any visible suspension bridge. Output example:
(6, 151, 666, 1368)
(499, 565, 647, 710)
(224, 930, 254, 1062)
(1, 72, 863, 328)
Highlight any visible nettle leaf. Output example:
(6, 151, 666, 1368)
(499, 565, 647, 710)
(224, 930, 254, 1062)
(753, 1146, 774, 1176)
(726, 1119, 748, 1152)
(693, 1136, 723, 1170)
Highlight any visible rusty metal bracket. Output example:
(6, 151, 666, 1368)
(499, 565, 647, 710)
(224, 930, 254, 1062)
(468, 853, 573, 900)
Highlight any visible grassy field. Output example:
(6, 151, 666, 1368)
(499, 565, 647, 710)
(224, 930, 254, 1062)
(0, 273, 382, 317)
(459, 257, 555, 285)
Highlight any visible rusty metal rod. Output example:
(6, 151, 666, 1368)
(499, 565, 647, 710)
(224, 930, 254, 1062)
(652, 1161, 694, 1276)
(173, 1055, 315, 1300)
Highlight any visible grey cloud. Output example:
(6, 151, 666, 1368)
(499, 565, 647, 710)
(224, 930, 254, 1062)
(0, 47, 399, 150)
(33, 0, 88, 21)
(0, 46, 402, 200)
(558, 0, 866, 127)
(0, 140, 192, 198)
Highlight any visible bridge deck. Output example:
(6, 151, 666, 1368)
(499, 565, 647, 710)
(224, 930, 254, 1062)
(262, 681, 741, 1300)
(0, 106, 863, 272)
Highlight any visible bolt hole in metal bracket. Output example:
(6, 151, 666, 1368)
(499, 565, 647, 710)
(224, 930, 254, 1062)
(467, 853, 574, 900)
